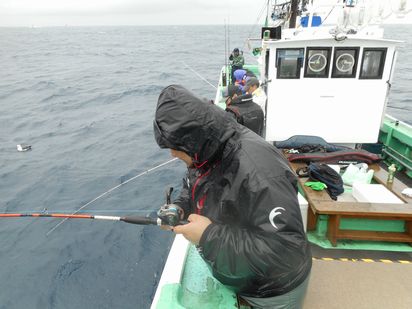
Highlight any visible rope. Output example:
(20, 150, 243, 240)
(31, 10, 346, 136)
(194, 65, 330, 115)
(45, 157, 178, 236)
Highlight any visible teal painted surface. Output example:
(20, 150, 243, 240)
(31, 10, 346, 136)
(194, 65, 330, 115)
(308, 215, 412, 251)
(243, 64, 260, 77)
(156, 284, 185, 309)
(180, 246, 238, 309)
(156, 245, 239, 309)
(315, 215, 405, 234)
(379, 117, 412, 177)
(307, 231, 412, 251)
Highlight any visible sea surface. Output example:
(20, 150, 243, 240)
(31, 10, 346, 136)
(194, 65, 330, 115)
(0, 25, 411, 309)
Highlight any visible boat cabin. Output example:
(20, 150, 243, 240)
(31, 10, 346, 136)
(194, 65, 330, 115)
(260, 26, 400, 144)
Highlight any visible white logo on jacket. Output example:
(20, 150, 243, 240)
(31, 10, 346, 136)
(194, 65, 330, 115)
(269, 207, 285, 229)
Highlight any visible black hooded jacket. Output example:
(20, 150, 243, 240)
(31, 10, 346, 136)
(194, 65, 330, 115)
(154, 85, 312, 298)
(226, 94, 264, 136)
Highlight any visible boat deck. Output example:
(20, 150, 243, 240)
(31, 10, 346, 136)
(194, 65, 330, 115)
(294, 159, 412, 308)
(305, 258, 412, 309)
(153, 158, 412, 308)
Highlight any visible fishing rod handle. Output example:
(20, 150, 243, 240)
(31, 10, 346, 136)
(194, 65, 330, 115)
(121, 216, 160, 225)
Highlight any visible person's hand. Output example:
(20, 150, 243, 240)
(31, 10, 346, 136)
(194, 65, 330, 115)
(173, 214, 212, 245)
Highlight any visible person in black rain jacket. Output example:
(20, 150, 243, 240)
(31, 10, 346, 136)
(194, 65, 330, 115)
(153, 85, 311, 308)
(226, 93, 264, 137)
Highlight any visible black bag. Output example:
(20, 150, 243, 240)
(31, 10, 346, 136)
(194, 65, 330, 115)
(298, 163, 344, 200)
(275, 135, 348, 152)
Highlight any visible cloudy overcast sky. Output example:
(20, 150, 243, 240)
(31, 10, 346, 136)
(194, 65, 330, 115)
(0, 0, 411, 27)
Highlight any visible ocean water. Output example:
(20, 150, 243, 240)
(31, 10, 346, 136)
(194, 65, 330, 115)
(384, 25, 412, 122)
(0, 25, 411, 309)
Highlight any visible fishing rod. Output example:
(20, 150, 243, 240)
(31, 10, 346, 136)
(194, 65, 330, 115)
(224, 19, 228, 87)
(0, 213, 162, 225)
(1, 188, 187, 228)
(227, 16, 230, 62)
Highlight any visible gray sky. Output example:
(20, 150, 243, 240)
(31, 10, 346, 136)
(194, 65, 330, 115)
(0, 0, 264, 27)
(1, 0, 411, 27)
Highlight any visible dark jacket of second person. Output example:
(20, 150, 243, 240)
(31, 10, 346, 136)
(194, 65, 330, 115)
(226, 94, 264, 136)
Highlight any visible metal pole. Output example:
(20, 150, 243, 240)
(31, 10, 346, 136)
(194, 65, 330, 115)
(289, 0, 299, 29)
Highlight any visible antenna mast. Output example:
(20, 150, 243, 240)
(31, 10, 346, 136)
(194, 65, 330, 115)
(289, 0, 299, 28)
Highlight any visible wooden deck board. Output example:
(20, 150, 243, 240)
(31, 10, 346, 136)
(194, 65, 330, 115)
(288, 160, 412, 246)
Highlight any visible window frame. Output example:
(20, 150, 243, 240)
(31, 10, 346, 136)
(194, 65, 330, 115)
(331, 47, 359, 78)
(359, 48, 387, 80)
(304, 47, 332, 78)
(275, 48, 304, 79)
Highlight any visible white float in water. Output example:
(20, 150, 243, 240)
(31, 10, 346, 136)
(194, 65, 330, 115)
(17, 144, 31, 152)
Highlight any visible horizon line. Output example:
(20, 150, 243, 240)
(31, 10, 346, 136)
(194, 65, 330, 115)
(0, 23, 253, 28)
(1, 22, 411, 28)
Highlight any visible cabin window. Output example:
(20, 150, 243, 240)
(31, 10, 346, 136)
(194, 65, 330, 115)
(332, 48, 359, 78)
(276, 48, 304, 79)
(304, 47, 331, 78)
(360, 48, 387, 79)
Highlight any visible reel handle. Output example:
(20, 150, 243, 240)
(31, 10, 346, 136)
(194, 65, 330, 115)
(166, 187, 173, 205)
(176, 220, 189, 225)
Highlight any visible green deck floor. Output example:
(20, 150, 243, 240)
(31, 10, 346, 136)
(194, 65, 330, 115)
(156, 245, 242, 309)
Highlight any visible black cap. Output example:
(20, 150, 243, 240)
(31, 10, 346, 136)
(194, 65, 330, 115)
(244, 77, 259, 91)
(233, 48, 239, 53)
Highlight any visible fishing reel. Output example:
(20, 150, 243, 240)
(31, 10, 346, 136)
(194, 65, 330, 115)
(157, 187, 186, 226)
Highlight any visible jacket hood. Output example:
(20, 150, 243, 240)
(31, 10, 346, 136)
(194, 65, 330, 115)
(233, 69, 246, 81)
(154, 85, 237, 165)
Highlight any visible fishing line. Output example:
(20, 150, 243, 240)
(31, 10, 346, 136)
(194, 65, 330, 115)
(181, 61, 217, 90)
(45, 157, 178, 236)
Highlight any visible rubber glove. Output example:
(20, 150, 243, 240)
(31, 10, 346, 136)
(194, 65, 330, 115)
(305, 181, 327, 191)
